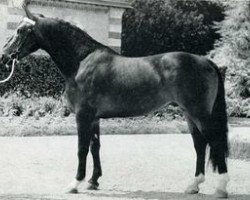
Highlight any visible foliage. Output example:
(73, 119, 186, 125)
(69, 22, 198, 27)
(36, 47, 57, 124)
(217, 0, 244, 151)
(122, 0, 225, 56)
(227, 97, 250, 118)
(0, 54, 64, 97)
(211, 2, 250, 72)
(0, 93, 70, 118)
(154, 104, 184, 120)
(0, 90, 249, 119)
(210, 1, 250, 103)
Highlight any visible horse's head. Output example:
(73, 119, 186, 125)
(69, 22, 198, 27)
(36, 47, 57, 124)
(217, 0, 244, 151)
(0, 1, 41, 66)
(0, 18, 40, 66)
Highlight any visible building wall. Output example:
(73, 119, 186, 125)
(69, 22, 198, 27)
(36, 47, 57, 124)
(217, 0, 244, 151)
(108, 7, 124, 53)
(30, 4, 110, 46)
(0, 0, 130, 53)
(0, 1, 9, 52)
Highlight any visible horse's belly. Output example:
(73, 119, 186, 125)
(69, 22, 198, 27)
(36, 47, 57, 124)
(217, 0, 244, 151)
(95, 92, 171, 118)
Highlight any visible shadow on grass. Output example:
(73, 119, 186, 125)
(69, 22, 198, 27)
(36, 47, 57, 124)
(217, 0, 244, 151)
(85, 190, 250, 200)
(0, 192, 250, 200)
(0, 195, 63, 200)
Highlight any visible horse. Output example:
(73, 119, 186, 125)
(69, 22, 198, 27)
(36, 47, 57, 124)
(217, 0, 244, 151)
(0, 3, 229, 198)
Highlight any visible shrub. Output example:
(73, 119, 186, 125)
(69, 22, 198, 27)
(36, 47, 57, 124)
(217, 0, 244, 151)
(153, 104, 183, 120)
(237, 75, 250, 99)
(0, 54, 64, 97)
(226, 97, 250, 117)
(211, 2, 250, 72)
(122, 0, 225, 56)
(210, 2, 250, 99)
(0, 93, 70, 118)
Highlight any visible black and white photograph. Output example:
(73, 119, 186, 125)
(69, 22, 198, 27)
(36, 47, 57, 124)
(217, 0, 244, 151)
(0, 0, 249, 199)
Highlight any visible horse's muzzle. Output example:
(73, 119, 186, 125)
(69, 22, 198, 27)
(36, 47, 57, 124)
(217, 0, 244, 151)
(0, 53, 17, 66)
(0, 54, 7, 65)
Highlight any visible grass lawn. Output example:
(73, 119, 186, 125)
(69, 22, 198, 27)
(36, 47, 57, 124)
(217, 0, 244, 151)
(0, 115, 188, 137)
(0, 116, 250, 161)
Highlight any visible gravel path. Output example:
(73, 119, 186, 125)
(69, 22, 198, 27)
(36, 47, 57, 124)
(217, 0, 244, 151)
(0, 133, 250, 199)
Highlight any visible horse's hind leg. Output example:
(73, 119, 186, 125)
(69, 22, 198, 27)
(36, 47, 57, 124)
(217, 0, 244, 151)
(67, 108, 94, 193)
(87, 120, 102, 190)
(185, 117, 207, 194)
(207, 122, 229, 198)
(193, 116, 229, 198)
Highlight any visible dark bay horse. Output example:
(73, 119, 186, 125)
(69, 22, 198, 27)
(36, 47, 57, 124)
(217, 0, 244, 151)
(0, 3, 229, 198)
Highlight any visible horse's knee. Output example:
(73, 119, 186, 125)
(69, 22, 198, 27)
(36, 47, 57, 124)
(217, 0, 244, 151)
(90, 138, 100, 152)
(90, 120, 100, 153)
(78, 146, 89, 158)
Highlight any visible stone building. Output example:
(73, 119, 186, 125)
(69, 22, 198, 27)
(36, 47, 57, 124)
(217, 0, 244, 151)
(0, 0, 132, 53)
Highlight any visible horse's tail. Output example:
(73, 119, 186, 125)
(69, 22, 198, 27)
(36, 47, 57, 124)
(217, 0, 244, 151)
(208, 60, 229, 171)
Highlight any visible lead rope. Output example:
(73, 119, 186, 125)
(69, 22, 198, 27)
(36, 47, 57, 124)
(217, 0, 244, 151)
(0, 59, 16, 83)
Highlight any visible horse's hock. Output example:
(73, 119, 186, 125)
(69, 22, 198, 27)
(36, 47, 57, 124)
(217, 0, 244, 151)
(0, 0, 131, 54)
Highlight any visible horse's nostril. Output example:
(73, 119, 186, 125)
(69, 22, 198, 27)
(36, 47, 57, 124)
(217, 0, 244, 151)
(0, 54, 11, 65)
(0, 54, 6, 62)
(10, 53, 16, 59)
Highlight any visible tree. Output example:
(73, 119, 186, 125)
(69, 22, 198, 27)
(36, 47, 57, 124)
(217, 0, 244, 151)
(121, 0, 224, 57)
(211, 2, 250, 100)
(211, 1, 250, 73)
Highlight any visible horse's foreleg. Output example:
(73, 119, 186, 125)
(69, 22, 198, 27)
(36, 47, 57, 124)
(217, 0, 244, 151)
(185, 118, 207, 194)
(87, 120, 102, 190)
(67, 110, 93, 193)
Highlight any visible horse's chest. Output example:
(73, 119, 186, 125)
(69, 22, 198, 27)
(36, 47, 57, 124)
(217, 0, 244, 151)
(63, 82, 81, 113)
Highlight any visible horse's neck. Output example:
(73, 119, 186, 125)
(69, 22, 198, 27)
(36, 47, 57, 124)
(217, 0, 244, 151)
(43, 26, 103, 79)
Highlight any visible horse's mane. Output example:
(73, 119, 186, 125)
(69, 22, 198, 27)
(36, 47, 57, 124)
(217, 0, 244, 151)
(53, 18, 117, 54)
(57, 19, 96, 42)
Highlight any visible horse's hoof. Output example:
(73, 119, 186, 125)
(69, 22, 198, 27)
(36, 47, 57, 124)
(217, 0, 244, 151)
(67, 188, 78, 194)
(87, 179, 99, 190)
(87, 183, 99, 190)
(66, 179, 82, 194)
(214, 189, 228, 198)
(184, 185, 199, 194)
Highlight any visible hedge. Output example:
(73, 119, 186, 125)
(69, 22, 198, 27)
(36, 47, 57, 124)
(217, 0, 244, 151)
(122, 0, 225, 56)
(0, 54, 64, 98)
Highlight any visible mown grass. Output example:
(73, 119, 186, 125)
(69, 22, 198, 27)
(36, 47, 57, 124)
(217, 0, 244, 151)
(229, 129, 250, 161)
(0, 115, 249, 161)
(0, 115, 188, 137)
(230, 141, 250, 161)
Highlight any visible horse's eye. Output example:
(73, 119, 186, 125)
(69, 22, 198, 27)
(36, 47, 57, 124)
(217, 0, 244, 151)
(17, 28, 24, 34)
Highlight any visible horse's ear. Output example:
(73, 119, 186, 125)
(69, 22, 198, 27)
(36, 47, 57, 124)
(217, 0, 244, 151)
(22, 0, 38, 21)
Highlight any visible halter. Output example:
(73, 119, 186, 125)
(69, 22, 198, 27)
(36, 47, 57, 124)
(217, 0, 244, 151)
(0, 18, 35, 84)
(0, 59, 17, 83)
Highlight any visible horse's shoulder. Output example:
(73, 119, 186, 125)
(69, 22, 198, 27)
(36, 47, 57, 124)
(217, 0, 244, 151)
(76, 50, 108, 76)
(75, 49, 115, 92)
(87, 49, 114, 64)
